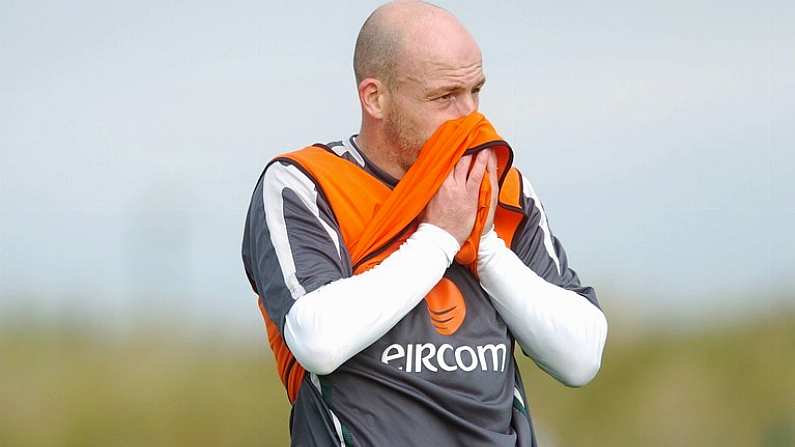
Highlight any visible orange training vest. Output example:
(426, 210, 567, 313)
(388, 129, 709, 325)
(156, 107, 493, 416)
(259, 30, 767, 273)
(257, 112, 526, 403)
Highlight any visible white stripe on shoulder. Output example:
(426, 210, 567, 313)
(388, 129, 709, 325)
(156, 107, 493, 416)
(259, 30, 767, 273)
(262, 162, 343, 299)
(326, 136, 365, 167)
(348, 135, 369, 167)
(520, 173, 561, 275)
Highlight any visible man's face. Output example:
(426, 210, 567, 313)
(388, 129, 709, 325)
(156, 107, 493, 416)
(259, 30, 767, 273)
(382, 40, 485, 170)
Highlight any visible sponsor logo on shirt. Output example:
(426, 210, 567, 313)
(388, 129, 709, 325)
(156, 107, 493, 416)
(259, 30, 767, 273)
(381, 343, 508, 373)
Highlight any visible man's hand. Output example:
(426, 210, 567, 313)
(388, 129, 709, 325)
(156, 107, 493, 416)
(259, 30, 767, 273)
(421, 150, 490, 246)
(482, 149, 498, 236)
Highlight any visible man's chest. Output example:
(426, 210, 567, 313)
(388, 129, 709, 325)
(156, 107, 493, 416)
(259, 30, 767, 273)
(358, 263, 514, 379)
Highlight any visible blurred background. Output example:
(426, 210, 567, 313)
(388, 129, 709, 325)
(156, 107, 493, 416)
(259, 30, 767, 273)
(1, 0, 793, 445)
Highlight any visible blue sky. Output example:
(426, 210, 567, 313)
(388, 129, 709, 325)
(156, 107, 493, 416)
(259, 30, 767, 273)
(1, 1, 792, 335)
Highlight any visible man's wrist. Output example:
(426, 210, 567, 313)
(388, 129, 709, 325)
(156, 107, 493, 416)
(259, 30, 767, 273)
(477, 228, 507, 274)
(415, 222, 461, 264)
(479, 227, 503, 250)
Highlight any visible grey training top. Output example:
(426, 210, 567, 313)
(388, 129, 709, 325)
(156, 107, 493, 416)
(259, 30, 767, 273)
(242, 135, 600, 446)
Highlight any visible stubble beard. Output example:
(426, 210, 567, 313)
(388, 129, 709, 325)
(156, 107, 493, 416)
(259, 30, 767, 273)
(383, 104, 425, 172)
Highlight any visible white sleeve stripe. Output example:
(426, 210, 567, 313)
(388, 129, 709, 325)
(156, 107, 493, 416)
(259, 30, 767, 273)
(262, 162, 343, 300)
(310, 372, 347, 446)
(330, 405, 347, 447)
(513, 386, 525, 408)
(520, 174, 561, 275)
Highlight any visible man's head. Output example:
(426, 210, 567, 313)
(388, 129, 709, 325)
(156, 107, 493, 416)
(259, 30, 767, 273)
(354, 1, 485, 175)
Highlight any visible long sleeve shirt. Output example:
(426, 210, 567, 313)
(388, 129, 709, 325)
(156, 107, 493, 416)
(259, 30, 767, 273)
(242, 135, 607, 446)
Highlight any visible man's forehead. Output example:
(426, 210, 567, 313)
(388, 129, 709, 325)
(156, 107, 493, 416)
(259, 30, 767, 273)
(399, 51, 484, 90)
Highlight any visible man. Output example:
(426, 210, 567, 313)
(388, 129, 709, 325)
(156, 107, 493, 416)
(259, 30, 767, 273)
(242, 1, 607, 445)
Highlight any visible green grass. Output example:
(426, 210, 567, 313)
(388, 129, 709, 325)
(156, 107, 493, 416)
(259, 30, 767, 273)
(516, 312, 795, 446)
(2, 313, 794, 446)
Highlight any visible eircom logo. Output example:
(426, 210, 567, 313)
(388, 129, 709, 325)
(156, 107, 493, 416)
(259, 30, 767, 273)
(381, 343, 507, 373)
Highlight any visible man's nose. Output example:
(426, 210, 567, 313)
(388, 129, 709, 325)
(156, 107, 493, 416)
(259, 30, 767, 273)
(454, 93, 478, 117)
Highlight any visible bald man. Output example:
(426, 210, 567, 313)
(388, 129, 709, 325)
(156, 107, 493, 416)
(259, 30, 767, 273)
(242, 2, 607, 445)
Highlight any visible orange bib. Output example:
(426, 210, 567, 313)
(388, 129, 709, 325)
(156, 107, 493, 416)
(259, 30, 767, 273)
(258, 112, 526, 403)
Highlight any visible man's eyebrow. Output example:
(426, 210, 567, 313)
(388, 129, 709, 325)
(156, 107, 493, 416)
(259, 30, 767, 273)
(426, 78, 487, 96)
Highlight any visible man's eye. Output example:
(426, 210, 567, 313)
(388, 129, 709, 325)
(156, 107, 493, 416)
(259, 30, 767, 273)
(435, 93, 453, 101)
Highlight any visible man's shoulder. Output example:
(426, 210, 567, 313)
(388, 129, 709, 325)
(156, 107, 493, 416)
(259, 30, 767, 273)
(249, 135, 363, 222)
(259, 135, 362, 185)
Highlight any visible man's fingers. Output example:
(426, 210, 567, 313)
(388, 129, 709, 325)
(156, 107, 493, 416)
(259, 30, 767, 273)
(467, 150, 489, 190)
(487, 150, 497, 176)
(454, 154, 472, 182)
(487, 151, 498, 187)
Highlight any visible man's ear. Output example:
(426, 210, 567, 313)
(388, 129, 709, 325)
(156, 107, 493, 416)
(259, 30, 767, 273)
(358, 78, 388, 120)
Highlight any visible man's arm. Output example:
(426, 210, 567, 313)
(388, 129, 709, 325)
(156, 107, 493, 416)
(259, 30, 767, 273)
(243, 160, 460, 376)
(476, 171, 607, 387)
(284, 222, 458, 374)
